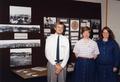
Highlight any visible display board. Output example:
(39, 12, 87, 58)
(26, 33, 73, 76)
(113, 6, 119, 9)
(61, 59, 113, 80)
(43, 17, 101, 49)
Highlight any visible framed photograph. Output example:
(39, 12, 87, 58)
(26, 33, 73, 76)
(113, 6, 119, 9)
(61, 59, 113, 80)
(10, 6, 31, 24)
(0, 39, 40, 48)
(92, 34, 99, 41)
(14, 33, 28, 39)
(80, 19, 90, 27)
(0, 24, 40, 33)
(10, 48, 32, 67)
(91, 19, 100, 29)
(44, 17, 56, 28)
(70, 19, 79, 31)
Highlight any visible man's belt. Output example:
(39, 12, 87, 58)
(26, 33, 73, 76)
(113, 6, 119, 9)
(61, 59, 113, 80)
(55, 59, 63, 63)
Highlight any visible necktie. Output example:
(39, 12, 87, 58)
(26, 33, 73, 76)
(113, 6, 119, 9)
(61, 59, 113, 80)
(56, 35, 60, 63)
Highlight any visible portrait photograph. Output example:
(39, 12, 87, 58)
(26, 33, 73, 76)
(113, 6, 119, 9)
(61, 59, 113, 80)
(70, 19, 79, 31)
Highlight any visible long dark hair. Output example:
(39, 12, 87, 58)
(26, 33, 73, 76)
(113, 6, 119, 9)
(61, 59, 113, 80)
(100, 26, 115, 40)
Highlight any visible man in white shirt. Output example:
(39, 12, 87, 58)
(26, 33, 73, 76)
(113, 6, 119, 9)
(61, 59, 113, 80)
(45, 22, 70, 82)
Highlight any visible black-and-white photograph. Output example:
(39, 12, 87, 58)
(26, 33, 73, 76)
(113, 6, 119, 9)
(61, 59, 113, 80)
(80, 19, 90, 27)
(92, 34, 99, 41)
(10, 48, 32, 67)
(0, 39, 40, 48)
(44, 17, 56, 28)
(10, 6, 31, 24)
(91, 19, 100, 29)
(0, 24, 40, 33)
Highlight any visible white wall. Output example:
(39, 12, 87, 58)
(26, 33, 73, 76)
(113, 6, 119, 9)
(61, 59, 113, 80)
(76, 0, 120, 45)
(107, 0, 120, 45)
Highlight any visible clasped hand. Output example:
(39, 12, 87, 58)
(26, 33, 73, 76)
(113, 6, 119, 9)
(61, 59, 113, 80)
(55, 64, 62, 75)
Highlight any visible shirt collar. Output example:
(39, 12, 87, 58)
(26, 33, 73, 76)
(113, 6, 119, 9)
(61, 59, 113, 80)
(81, 38, 91, 44)
(54, 33, 62, 37)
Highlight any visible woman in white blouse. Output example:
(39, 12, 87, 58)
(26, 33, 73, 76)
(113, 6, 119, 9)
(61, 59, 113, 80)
(73, 26, 99, 82)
